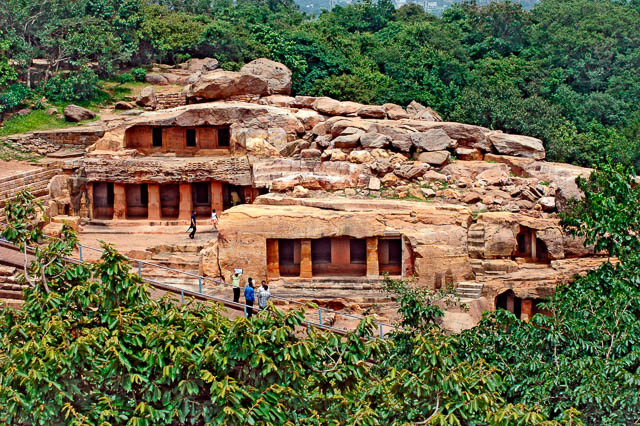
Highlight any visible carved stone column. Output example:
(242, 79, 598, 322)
(178, 183, 192, 220)
(148, 184, 161, 220)
(300, 239, 312, 279)
(113, 183, 126, 220)
(366, 237, 379, 277)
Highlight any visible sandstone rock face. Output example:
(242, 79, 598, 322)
(294, 109, 324, 130)
(114, 101, 134, 110)
(360, 132, 390, 149)
(145, 73, 169, 85)
(348, 150, 373, 164)
(357, 105, 386, 118)
(207, 195, 473, 288)
(240, 58, 292, 95)
(252, 158, 368, 191)
(555, 177, 583, 211)
(406, 101, 442, 121)
(383, 103, 409, 120)
(64, 105, 96, 122)
(313, 97, 361, 116)
(182, 57, 219, 72)
(410, 128, 455, 151)
(417, 150, 450, 166)
(488, 132, 545, 160)
(84, 156, 252, 185)
(136, 86, 157, 108)
(120, 102, 304, 141)
(186, 71, 269, 100)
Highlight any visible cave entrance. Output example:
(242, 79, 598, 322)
(93, 182, 114, 220)
(160, 184, 180, 219)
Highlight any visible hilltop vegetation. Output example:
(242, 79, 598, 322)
(1, 0, 640, 170)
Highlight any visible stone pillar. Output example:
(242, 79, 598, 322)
(521, 299, 533, 322)
(148, 184, 161, 220)
(87, 183, 94, 220)
(113, 183, 126, 220)
(300, 239, 312, 279)
(211, 181, 224, 214)
(366, 237, 379, 277)
(531, 230, 537, 260)
(266, 239, 280, 280)
(178, 183, 192, 220)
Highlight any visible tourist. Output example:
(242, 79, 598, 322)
(187, 211, 197, 239)
(211, 209, 218, 230)
(231, 271, 242, 303)
(257, 280, 271, 311)
(244, 278, 255, 318)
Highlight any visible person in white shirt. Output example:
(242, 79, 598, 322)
(257, 280, 271, 311)
(211, 209, 218, 230)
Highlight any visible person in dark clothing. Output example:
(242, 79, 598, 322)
(244, 278, 255, 318)
(188, 211, 197, 239)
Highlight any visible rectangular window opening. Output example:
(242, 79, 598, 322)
(186, 129, 196, 147)
(194, 182, 210, 205)
(152, 128, 163, 147)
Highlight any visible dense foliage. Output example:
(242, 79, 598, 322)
(457, 163, 640, 424)
(1, 0, 639, 168)
(0, 191, 563, 424)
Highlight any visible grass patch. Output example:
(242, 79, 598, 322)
(0, 142, 41, 162)
(0, 110, 77, 138)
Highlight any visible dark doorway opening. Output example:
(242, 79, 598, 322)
(496, 290, 522, 319)
(160, 184, 179, 219)
(278, 239, 300, 277)
(186, 129, 196, 147)
(152, 128, 163, 147)
(93, 182, 114, 219)
(218, 127, 230, 147)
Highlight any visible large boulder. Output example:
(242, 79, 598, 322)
(181, 57, 219, 72)
(406, 101, 442, 121)
(383, 103, 409, 120)
(240, 58, 292, 95)
(63, 105, 96, 122)
(136, 86, 157, 108)
(145, 73, 169, 85)
(313, 97, 361, 116)
(186, 71, 269, 100)
(410, 128, 456, 152)
(488, 132, 545, 160)
(360, 132, 391, 149)
(417, 150, 450, 166)
(555, 177, 584, 212)
(357, 105, 386, 119)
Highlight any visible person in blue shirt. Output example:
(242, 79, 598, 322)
(244, 278, 255, 318)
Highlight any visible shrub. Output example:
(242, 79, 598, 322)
(130, 67, 147, 82)
(44, 67, 100, 102)
(0, 84, 31, 113)
(117, 72, 134, 84)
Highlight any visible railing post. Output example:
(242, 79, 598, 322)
(318, 308, 323, 326)
(379, 323, 384, 339)
(181, 289, 184, 304)
(138, 261, 142, 277)
(78, 244, 83, 262)
(198, 277, 202, 294)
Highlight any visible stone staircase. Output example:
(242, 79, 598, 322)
(156, 92, 187, 110)
(0, 266, 25, 307)
(0, 168, 57, 221)
(455, 281, 484, 299)
(467, 223, 485, 260)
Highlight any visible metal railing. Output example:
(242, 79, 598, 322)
(1, 222, 396, 338)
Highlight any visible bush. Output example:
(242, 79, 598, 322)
(117, 72, 134, 84)
(130, 67, 147, 82)
(44, 67, 100, 102)
(0, 84, 31, 113)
